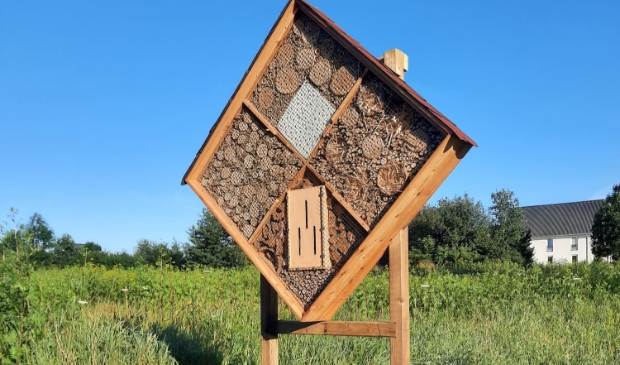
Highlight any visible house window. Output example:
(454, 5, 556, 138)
(571, 237, 578, 251)
(572, 255, 578, 263)
(547, 238, 553, 252)
(548, 256, 553, 264)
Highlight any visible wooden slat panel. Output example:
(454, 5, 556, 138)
(301, 135, 472, 321)
(269, 320, 396, 337)
(288, 186, 324, 269)
(389, 228, 410, 365)
(261, 275, 278, 365)
(186, 180, 305, 319)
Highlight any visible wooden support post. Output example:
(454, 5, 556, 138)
(389, 228, 410, 365)
(261, 274, 278, 365)
(382, 49, 409, 81)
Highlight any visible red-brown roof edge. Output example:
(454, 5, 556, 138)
(181, 0, 295, 185)
(296, 0, 477, 147)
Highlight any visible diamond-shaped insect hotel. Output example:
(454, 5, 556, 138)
(182, 0, 476, 322)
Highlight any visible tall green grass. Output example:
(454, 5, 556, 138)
(13, 262, 620, 364)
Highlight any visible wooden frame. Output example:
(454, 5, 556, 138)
(260, 228, 410, 364)
(183, 0, 474, 323)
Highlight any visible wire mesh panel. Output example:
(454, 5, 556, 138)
(201, 107, 303, 239)
(277, 80, 335, 158)
(310, 73, 447, 227)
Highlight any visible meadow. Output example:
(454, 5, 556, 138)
(7, 261, 620, 364)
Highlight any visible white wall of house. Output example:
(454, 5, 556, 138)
(530, 234, 593, 264)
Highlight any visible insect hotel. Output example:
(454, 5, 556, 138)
(182, 1, 477, 363)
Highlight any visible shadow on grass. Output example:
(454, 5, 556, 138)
(150, 322, 257, 365)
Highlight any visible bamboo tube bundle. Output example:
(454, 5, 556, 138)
(201, 107, 302, 239)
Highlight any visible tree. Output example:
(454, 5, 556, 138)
(409, 194, 491, 265)
(134, 239, 186, 268)
(185, 209, 247, 268)
(591, 184, 620, 260)
(487, 189, 533, 265)
(53, 234, 80, 267)
(409, 190, 533, 266)
(24, 213, 54, 251)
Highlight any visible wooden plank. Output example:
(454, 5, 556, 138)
(389, 228, 410, 365)
(269, 320, 396, 337)
(186, 180, 305, 319)
(382, 49, 408, 81)
(261, 275, 278, 365)
(301, 135, 472, 321)
(287, 186, 324, 268)
(185, 0, 296, 184)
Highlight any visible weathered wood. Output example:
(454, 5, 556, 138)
(302, 134, 472, 321)
(187, 179, 305, 319)
(185, 0, 296, 184)
(269, 320, 396, 337)
(389, 228, 410, 365)
(382, 49, 408, 81)
(261, 275, 278, 365)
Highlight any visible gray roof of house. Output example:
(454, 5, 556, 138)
(522, 200, 604, 237)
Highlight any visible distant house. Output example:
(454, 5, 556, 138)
(522, 200, 604, 264)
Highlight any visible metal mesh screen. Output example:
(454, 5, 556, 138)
(277, 80, 335, 158)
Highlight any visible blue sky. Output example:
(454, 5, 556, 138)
(1, 0, 618, 252)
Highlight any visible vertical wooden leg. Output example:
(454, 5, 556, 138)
(261, 274, 278, 365)
(389, 228, 410, 365)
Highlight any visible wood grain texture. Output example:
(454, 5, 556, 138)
(382, 49, 408, 81)
(186, 179, 305, 319)
(185, 0, 296, 184)
(261, 275, 278, 365)
(389, 228, 410, 365)
(301, 135, 472, 321)
(269, 320, 396, 337)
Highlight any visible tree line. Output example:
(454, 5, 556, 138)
(3, 184, 619, 270)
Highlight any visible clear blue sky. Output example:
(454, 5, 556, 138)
(1, 0, 618, 252)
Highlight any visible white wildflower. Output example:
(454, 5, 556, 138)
(78, 300, 88, 305)
(121, 288, 128, 292)
(573, 277, 581, 281)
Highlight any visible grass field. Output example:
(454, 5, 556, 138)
(7, 261, 620, 364)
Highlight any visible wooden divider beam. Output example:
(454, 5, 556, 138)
(268, 320, 396, 337)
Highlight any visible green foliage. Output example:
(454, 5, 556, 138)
(134, 239, 186, 269)
(409, 190, 532, 266)
(185, 209, 247, 268)
(52, 234, 81, 267)
(0, 209, 44, 364)
(591, 183, 620, 260)
(409, 194, 490, 265)
(20, 261, 620, 364)
(24, 214, 53, 251)
(487, 189, 533, 264)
